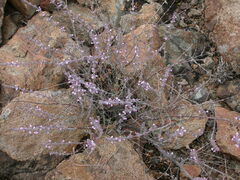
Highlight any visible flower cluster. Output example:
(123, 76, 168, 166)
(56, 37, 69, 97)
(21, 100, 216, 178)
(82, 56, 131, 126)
(67, 73, 99, 101)
(137, 80, 152, 91)
(232, 132, 240, 148)
(174, 126, 187, 137)
(235, 116, 240, 121)
(90, 117, 103, 138)
(190, 148, 199, 163)
(85, 139, 96, 153)
(210, 137, 220, 152)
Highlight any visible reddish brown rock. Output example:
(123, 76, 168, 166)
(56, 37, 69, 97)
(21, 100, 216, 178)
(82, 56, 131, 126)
(215, 106, 240, 159)
(8, 0, 40, 18)
(180, 164, 202, 180)
(205, 0, 240, 73)
(0, 11, 85, 105)
(111, 24, 171, 107)
(45, 137, 154, 180)
(116, 24, 164, 74)
(153, 100, 208, 149)
(0, 89, 91, 162)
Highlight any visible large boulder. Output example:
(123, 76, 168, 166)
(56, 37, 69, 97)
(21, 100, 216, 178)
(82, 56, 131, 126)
(0, 89, 92, 174)
(115, 24, 164, 74)
(111, 24, 170, 107)
(0, 11, 87, 105)
(45, 137, 154, 180)
(205, 0, 240, 73)
(107, 24, 209, 150)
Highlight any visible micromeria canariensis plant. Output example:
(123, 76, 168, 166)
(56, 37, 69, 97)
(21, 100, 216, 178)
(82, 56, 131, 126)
(1, 0, 240, 179)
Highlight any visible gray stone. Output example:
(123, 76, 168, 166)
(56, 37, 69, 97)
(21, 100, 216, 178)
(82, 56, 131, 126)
(188, 8, 202, 17)
(191, 0, 199, 6)
(158, 25, 209, 74)
(191, 86, 209, 103)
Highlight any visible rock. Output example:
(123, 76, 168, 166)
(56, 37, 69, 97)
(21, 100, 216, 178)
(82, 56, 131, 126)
(2, 15, 18, 43)
(217, 79, 240, 112)
(188, 8, 202, 17)
(180, 164, 201, 180)
(201, 56, 215, 70)
(0, 89, 91, 171)
(0, 11, 86, 105)
(45, 137, 154, 180)
(205, 0, 240, 73)
(115, 24, 164, 74)
(8, 0, 40, 18)
(215, 107, 240, 160)
(179, 19, 188, 28)
(158, 25, 209, 74)
(191, 0, 199, 6)
(98, 0, 126, 26)
(0, 0, 7, 44)
(120, 2, 162, 33)
(150, 100, 208, 149)
(191, 86, 209, 103)
(217, 79, 240, 98)
(112, 24, 170, 106)
(52, 3, 104, 44)
(225, 94, 240, 112)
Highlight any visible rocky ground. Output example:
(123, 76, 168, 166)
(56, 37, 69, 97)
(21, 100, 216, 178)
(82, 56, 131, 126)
(0, 0, 240, 179)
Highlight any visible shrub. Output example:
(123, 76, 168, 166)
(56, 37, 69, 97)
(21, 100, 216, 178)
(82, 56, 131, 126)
(1, 0, 239, 179)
